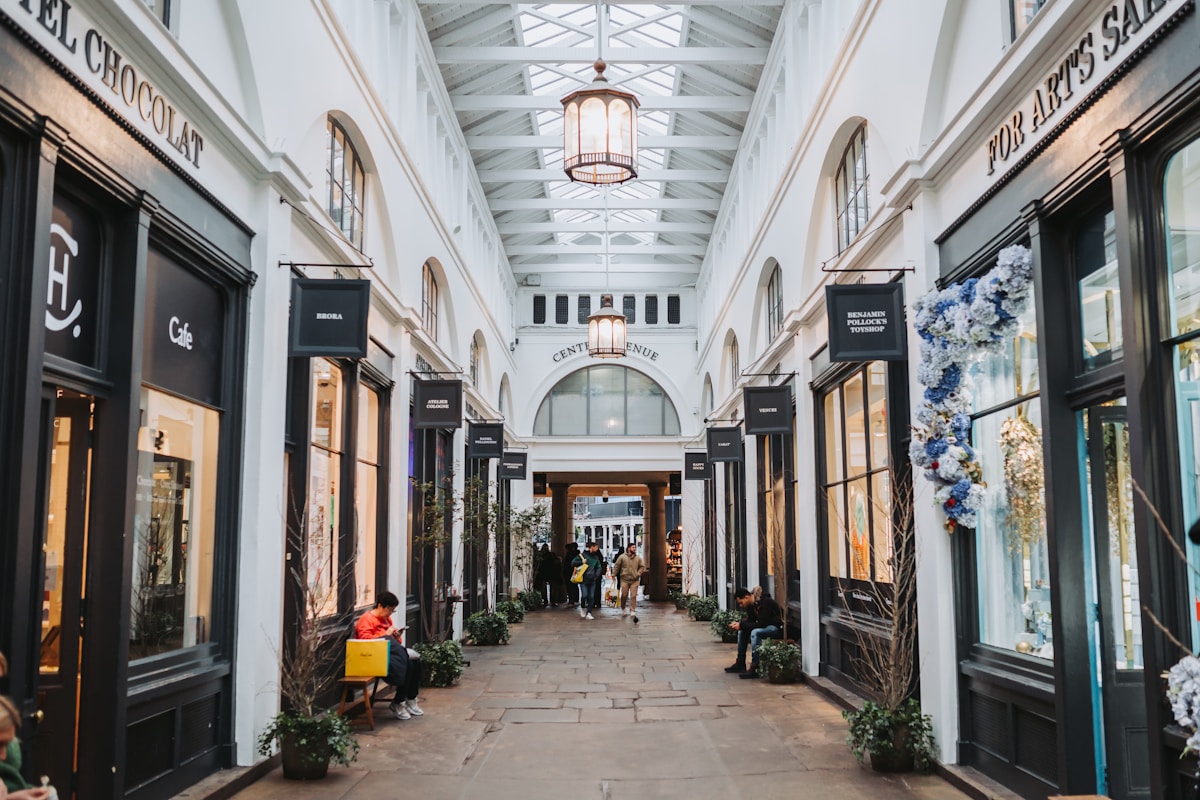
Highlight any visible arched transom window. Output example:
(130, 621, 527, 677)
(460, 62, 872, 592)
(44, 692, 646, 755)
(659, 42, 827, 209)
(534, 365, 680, 436)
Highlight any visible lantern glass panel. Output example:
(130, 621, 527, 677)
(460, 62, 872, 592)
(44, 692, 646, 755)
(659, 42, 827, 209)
(564, 103, 579, 162)
(610, 102, 631, 157)
(580, 97, 608, 155)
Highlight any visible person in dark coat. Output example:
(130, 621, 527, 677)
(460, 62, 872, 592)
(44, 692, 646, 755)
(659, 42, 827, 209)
(562, 542, 581, 607)
(724, 586, 784, 678)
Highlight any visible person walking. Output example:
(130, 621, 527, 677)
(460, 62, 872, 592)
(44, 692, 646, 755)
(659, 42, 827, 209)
(613, 542, 647, 622)
(573, 541, 606, 620)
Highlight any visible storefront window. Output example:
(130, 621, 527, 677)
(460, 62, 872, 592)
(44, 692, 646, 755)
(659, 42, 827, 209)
(309, 359, 342, 618)
(130, 388, 219, 660)
(1075, 206, 1121, 369)
(821, 362, 890, 593)
(970, 297, 1050, 659)
(1166, 136, 1200, 645)
(355, 385, 380, 608)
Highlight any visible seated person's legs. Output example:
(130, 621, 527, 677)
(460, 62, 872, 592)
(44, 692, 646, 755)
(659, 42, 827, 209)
(748, 625, 782, 665)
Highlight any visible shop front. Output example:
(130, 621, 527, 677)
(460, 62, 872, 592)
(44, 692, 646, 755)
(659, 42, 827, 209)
(0, 7, 251, 797)
(935, 2, 1200, 796)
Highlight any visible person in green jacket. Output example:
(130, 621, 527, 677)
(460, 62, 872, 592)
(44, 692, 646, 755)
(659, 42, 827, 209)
(0, 694, 51, 799)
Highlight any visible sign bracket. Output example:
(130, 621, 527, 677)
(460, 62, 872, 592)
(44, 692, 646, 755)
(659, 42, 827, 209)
(819, 203, 913, 273)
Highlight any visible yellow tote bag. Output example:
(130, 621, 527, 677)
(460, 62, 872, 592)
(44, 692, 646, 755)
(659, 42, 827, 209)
(345, 638, 390, 677)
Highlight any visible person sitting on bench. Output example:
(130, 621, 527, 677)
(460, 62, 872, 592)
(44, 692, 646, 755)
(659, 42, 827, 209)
(355, 591, 424, 720)
(724, 586, 784, 678)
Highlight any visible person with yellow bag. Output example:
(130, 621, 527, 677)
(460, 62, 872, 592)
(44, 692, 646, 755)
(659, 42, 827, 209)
(570, 542, 606, 620)
(355, 591, 424, 720)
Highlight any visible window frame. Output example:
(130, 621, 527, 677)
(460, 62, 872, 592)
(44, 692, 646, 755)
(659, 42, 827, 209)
(326, 118, 366, 251)
(533, 294, 546, 325)
(767, 265, 784, 341)
(834, 125, 870, 254)
(422, 263, 438, 340)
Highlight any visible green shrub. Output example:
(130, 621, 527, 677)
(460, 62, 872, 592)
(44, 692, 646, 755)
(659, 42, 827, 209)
(687, 595, 718, 621)
(674, 592, 697, 610)
(464, 610, 511, 645)
(414, 639, 465, 687)
(256, 710, 358, 767)
(495, 599, 526, 624)
(517, 588, 546, 611)
(754, 638, 801, 683)
(844, 698, 937, 772)
(709, 609, 744, 642)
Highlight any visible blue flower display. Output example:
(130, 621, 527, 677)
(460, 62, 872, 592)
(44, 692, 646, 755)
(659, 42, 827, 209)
(909, 245, 1034, 532)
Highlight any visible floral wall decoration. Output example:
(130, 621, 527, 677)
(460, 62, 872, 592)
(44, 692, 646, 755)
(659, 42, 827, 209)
(909, 244, 1035, 532)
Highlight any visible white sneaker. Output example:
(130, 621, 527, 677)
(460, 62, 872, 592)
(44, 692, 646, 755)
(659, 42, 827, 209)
(586, 613, 595, 620)
(389, 702, 411, 720)
(621, 608, 628, 616)
(405, 699, 424, 716)
(580, 607, 586, 618)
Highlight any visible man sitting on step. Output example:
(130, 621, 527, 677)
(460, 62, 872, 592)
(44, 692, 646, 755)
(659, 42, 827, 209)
(724, 586, 783, 678)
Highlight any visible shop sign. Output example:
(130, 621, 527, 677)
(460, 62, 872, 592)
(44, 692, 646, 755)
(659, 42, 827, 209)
(706, 426, 743, 463)
(668, 472, 681, 495)
(45, 191, 102, 367)
(144, 248, 223, 407)
(984, 0, 1190, 178)
(743, 385, 793, 435)
(412, 379, 462, 429)
(289, 278, 370, 358)
(684, 452, 712, 480)
(825, 284, 907, 362)
(533, 472, 548, 496)
(3, 0, 206, 171)
(499, 451, 528, 481)
(467, 422, 504, 460)
(550, 341, 659, 363)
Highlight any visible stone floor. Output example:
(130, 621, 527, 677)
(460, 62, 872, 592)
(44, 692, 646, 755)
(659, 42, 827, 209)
(227, 600, 972, 800)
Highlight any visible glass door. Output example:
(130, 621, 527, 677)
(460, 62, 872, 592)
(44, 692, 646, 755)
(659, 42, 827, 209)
(1081, 403, 1148, 798)
(33, 389, 93, 796)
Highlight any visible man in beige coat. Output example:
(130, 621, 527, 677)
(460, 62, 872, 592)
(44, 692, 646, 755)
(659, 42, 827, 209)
(613, 543, 648, 620)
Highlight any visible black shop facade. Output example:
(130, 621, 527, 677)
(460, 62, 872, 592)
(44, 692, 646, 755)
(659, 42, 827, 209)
(934, 1, 1200, 797)
(0, 4, 251, 798)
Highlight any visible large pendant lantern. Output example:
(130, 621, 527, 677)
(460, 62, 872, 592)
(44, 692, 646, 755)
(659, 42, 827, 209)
(561, 61, 639, 186)
(588, 293, 627, 358)
(588, 293, 628, 357)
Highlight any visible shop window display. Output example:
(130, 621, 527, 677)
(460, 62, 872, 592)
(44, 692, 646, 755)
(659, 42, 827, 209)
(130, 388, 219, 660)
(970, 298, 1051, 659)
(1166, 136, 1200, 645)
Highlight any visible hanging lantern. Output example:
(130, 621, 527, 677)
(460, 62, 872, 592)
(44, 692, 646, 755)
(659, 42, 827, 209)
(561, 61, 639, 186)
(588, 294, 627, 358)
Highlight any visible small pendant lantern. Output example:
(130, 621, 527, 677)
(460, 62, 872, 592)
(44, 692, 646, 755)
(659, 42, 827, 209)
(588, 293, 627, 358)
(561, 60, 639, 186)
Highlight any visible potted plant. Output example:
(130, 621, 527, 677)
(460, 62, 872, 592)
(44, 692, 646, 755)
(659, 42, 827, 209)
(464, 609, 511, 645)
(754, 638, 801, 684)
(496, 599, 526, 624)
(517, 588, 545, 611)
(257, 511, 359, 779)
(837, 474, 937, 772)
(687, 595, 718, 622)
(674, 591, 696, 611)
(709, 609, 744, 643)
(845, 699, 936, 772)
(414, 639, 466, 688)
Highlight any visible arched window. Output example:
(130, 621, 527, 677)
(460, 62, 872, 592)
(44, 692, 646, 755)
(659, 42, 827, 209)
(326, 118, 365, 250)
(728, 336, 740, 393)
(766, 264, 783, 342)
(469, 336, 480, 386)
(422, 263, 438, 340)
(835, 125, 869, 253)
(534, 365, 680, 436)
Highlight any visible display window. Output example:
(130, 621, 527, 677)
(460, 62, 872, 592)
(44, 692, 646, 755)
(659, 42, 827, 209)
(130, 387, 219, 660)
(968, 294, 1050, 659)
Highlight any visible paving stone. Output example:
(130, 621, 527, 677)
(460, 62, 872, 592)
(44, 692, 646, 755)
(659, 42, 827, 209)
(635, 705, 724, 721)
(634, 696, 698, 707)
(500, 707, 581, 723)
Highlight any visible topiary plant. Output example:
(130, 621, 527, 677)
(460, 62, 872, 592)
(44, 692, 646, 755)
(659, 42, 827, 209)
(687, 595, 718, 622)
(414, 639, 465, 687)
(495, 599, 526, 624)
(464, 610, 511, 645)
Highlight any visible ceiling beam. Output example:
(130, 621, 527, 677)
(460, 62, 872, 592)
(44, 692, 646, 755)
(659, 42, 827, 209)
(490, 197, 721, 211)
(478, 168, 728, 182)
(419, 0, 782, 4)
(498, 222, 713, 234)
(466, 135, 740, 149)
(433, 46, 767, 65)
(505, 244, 708, 256)
(450, 95, 753, 111)
(511, 264, 700, 274)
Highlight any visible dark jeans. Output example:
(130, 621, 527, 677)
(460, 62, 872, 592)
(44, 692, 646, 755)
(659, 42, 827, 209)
(736, 625, 783, 664)
(592, 580, 604, 609)
(581, 581, 598, 613)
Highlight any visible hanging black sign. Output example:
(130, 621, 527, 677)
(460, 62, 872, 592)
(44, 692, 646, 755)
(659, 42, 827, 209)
(499, 451, 528, 481)
(289, 278, 371, 358)
(743, 385, 793, 435)
(684, 452, 712, 480)
(46, 191, 103, 368)
(533, 473, 548, 496)
(668, 472, 681, 495)
(825, 283, 907, 362)
(412, 379, 462, 429)
(706, 426, 744, 463)
(468, 422, 504, 460)
(144, 248, 224, 407)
